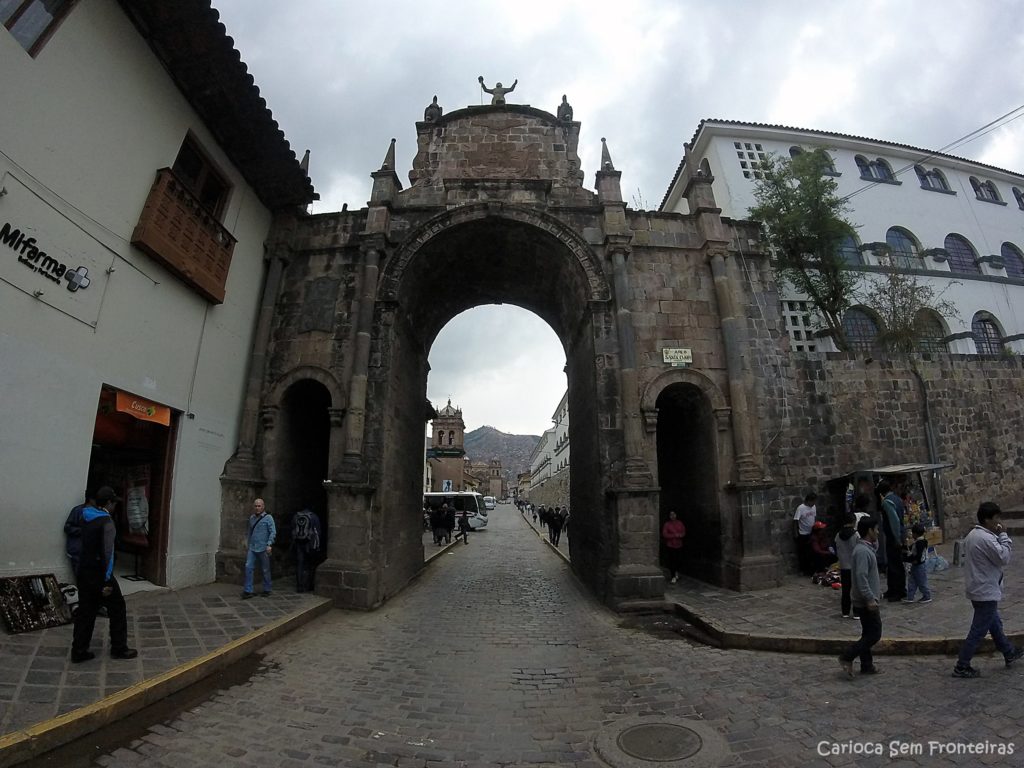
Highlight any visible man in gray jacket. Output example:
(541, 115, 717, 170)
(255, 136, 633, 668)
(839, 516, 882, 678)
(952, 502, 1023, 678)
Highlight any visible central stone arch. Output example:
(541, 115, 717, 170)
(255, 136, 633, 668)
(220, 96, 784, 609)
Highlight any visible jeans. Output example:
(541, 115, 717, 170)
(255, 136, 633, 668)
(295, 544, 316, 593)
(906, 563, 931, 601)
(244, 549, 272, 594)
(958, 600, 1013, 667)
(841, 607, 882, 671)
(884, 543, 905, 600)
(840, 569, 852, 616)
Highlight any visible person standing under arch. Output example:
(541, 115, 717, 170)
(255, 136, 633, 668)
(662, 510, 687, 584)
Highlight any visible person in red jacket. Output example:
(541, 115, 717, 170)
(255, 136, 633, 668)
(662, 510, 687, 584)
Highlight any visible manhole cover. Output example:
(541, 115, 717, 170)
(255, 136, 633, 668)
(617, 724, 702, 761)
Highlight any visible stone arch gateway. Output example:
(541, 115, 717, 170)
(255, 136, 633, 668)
(219, 99, 784, 608)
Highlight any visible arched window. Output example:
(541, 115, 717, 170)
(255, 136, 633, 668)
(971, 312, 1004, 355)
(837, 234, 862, 266)
(943, 234, 980, 275)
(789, 146, 804, 159)
(915, 166, 950, 191)
(1002, 242, 1024, 279)
(971, 177, 1002, 202)
(886, 227, 924, 270)
(914, 310, 947, 354)
(842, 307, 881, 353)
(1013, 187, 1024, 210)
(855, 155, 872, 178)
(874, 159, 894, 181)
(448, 430, 455, 445)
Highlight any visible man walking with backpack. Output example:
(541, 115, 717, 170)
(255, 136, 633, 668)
(291, 505, 322, 593)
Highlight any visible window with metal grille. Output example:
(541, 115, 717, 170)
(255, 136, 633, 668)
(971, 313, 1003, 355)
(914, 310, 946, 354)
(842, 307, 881, 353)
(885, 227, 924, 270)
(1001, 242, 1024, 279)
(943, 234, 980, 275)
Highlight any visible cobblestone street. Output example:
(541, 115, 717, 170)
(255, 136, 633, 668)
(43, 507, 1024, 767)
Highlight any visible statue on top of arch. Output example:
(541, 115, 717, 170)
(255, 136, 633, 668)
(478, 75, 517, 105)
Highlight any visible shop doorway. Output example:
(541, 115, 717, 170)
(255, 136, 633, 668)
(87, 386, 176, 586)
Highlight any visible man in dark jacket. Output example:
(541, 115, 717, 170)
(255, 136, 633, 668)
(70, 486, 137, 663)
(878, 481, 907, 602)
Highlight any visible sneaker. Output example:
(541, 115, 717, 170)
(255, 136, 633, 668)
(952, 664, 981, 678)
(241, 591, 254, 599)
(860, 665, 882, 675)
(838, 657, 854, 679)
(1004, 647, 1024, 667)
(900, 598, 915, 604)
(70, 650, 95, 664)
(918, 597, 933, 604)
(111, 647, 138, 660)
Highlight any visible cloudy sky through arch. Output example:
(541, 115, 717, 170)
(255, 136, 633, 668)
(213, 0, 1024, 434)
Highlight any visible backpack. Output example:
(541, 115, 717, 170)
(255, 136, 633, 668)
(293, 510, 312, 542)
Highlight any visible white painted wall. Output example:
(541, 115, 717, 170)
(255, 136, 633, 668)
(529, 428, 555, 490)
(0, 0, 273, 586)
(665, 124, 1024, 349)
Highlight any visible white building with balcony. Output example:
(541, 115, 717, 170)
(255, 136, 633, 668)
(661, 120, 1024, 356)
(0, 0, 314, 587)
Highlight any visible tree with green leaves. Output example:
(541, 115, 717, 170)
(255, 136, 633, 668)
(857, 255, 960, 355)
(749, 148, 860, 351)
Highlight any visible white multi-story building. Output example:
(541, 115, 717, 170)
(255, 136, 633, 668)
(528, 428, 555, 494)
(661, 120, 1024, 356)
(1, 1, 313, 587)
(550, 391, 570, 477)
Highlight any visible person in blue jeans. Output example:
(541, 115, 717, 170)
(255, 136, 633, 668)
(243, 498, 276, 598)
(838, 516, 882, 679)
(952, 502, 1023, 678)
(902, 523, 932, 604)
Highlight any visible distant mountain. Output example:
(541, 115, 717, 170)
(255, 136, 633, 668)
(464, 426, 540, 478)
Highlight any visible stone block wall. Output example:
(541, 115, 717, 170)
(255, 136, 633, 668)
(757, 354, 1024, 558)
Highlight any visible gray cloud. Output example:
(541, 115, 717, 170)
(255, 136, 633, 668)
(213, 0, 1023, 433)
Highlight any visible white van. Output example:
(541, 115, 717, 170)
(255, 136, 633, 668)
(423, 491, 489, 530)
(483, 496, 496, 511)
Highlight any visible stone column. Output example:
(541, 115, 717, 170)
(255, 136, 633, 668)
(341, 247, 380, 471)
(604, 245, 663, 607)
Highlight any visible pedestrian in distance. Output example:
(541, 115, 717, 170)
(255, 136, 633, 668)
(291, 505, 322, 593)
(902, 522, 932, 604)
(70, 486, 137, 663)
(834, 507, 860, 619)
(878, 480, 907, 602)
(549, 506, 565, 546)
(444, 504, 455, 544)
(662, 510, 686, 584)
(793, 492, 818, 576)
(455, 510, 472, 544)
(838, 516, 882, 679)
(952, 502, 1024, 678)
(431, 504, 447, 546)
(242, 498, 276, 598)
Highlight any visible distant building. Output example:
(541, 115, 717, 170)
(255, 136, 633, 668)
(425, 399, 466, 492)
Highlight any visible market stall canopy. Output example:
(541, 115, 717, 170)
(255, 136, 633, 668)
(861, 463, 955, 474)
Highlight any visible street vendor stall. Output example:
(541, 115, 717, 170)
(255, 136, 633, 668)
(827, 462, 954, 545)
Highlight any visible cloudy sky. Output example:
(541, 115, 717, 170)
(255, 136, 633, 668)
(215, 0, 1024, 435)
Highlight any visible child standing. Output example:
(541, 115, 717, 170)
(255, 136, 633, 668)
(903, 523, 932, 604)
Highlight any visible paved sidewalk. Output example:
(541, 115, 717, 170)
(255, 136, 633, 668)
(669, 543, 1024, 653)
(0, 580, 329, 740)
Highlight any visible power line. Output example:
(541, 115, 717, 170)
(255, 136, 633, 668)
(840, 102, 1024, 203)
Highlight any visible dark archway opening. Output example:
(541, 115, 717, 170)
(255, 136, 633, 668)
(276, 380, 331, 561)
(373, 212, 609, 599)
(656, 383, 720, 580)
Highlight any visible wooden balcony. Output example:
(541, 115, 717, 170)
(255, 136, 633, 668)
(131, 168, 237, 303)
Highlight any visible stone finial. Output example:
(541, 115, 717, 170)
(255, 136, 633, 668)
(478, 75, 517, 105)
(424, 95, 443, 122)
(380, 138, 396, 171)
(600, 137, 615, 171)
(556, 94, 573, 122)
(299, 149, 310, 175)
